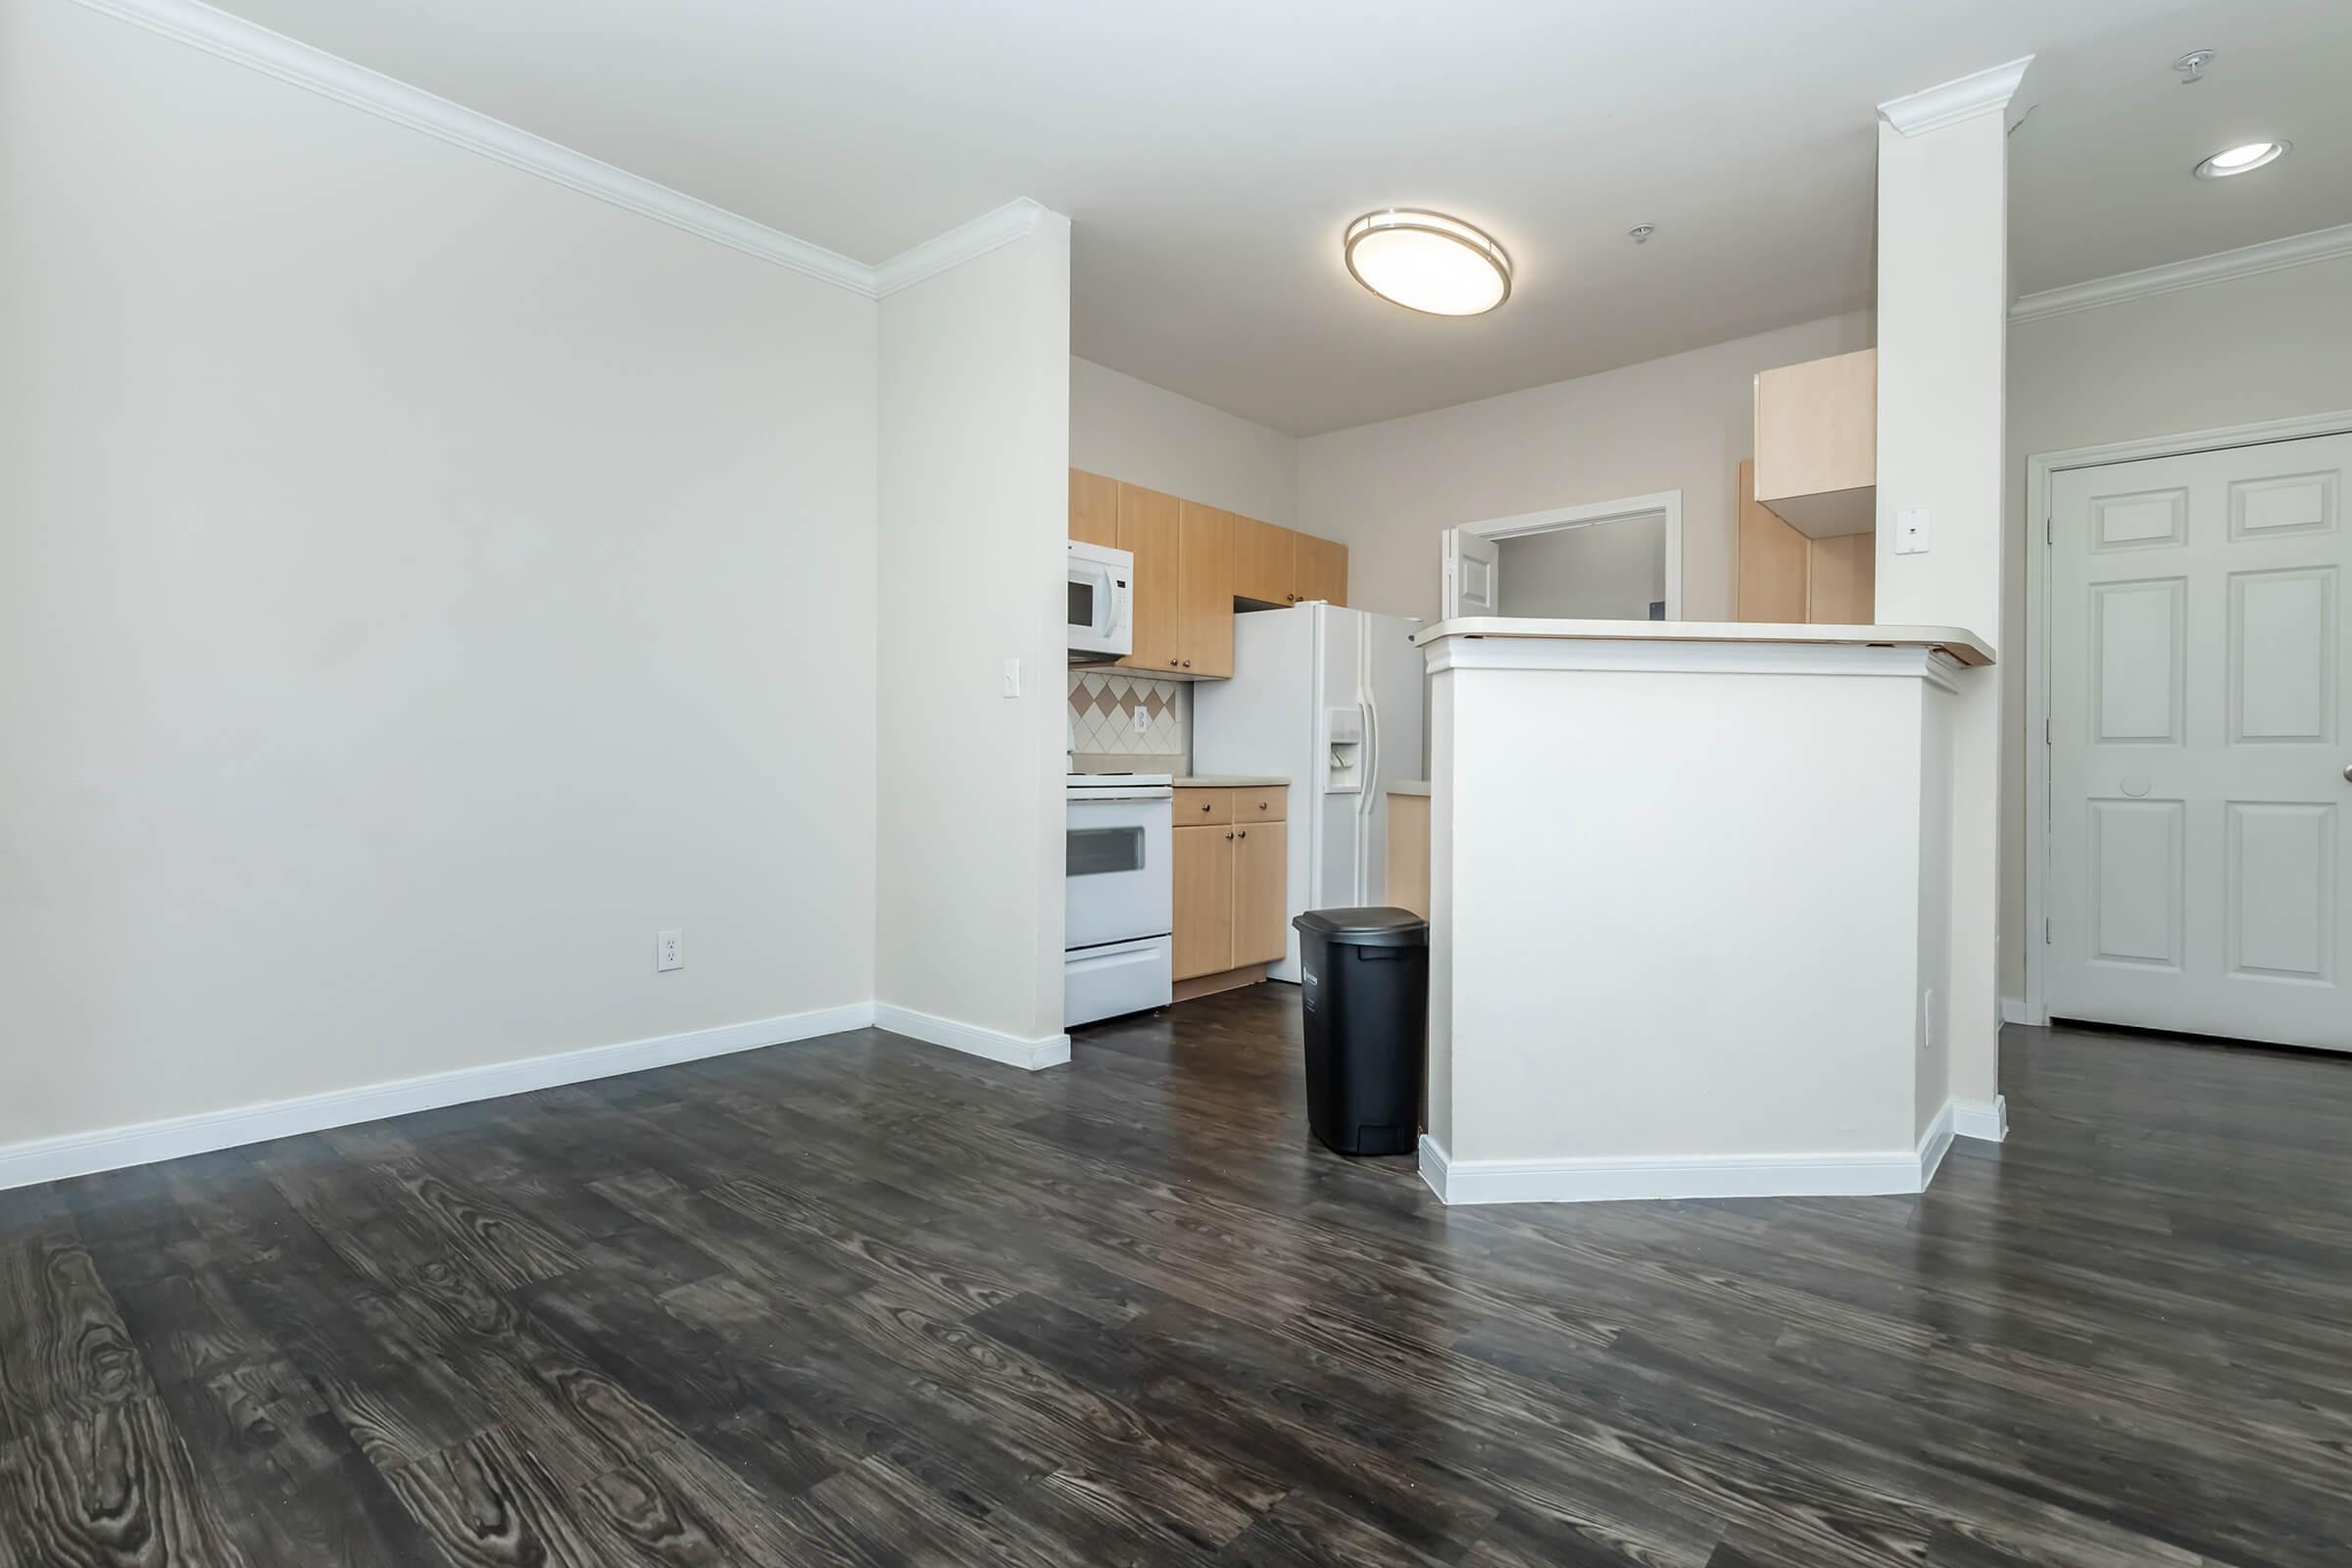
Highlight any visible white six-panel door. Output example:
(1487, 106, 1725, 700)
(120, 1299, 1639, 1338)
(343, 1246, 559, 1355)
(2047, 432, 2350, 1051)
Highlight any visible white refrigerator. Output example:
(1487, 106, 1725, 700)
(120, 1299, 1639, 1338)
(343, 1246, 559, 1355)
(1192, 604, 1425, 982)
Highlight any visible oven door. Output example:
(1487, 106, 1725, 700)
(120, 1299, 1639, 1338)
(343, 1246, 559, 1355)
(1065, 793, 1172, 950)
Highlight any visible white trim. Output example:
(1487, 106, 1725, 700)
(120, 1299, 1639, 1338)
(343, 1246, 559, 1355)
(1426, 635, 1954, 689)
(1417, 1115, 1954, 1206)
(873, 1004, 1071, 1071)
(2000, 996, 2040, 1026)
(1445, 490, 1683, 621)
(1877, 56, 2035, 137)
(0, 1003, 876, 1192)
(1916, 1102, 1956, 1189)
(1952, 1097, 2008, 1143)
(2010, 222, 2352, 324)
(873, 201, 1048, 297)
(67, 0, 1046, 300)
(2022, 407, 2352, 1034)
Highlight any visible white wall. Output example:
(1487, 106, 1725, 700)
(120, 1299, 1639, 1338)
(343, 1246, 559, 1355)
(877, 220, 1072, 1054)
(1874, 109, 2007, 1115)
(1496, 519, 1665, 619)
(1298, 313, 1873, 623)
(2002, 250, 2352, 999)
(0, 0, 879, 1151)
(1068, 358, 1298, 523)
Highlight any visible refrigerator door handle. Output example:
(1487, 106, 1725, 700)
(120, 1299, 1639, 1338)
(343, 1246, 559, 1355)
(1359, 687, 1379, 819)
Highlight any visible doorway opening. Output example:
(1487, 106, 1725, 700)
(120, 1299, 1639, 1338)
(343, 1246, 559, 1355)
(1442, 491, 1683, 620)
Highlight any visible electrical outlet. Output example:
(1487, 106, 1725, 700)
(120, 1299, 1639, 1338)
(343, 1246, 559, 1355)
(656, 929, 683, 973)
(1132, 707, 1150, 736)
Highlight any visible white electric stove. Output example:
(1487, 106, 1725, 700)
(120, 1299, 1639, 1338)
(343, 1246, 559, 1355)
(1063, 773, 1173, 1026)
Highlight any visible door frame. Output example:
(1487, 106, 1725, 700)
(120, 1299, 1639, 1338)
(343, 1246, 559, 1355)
(2022, 406, 2352, 1028)
(1443, 490, 1684, 620)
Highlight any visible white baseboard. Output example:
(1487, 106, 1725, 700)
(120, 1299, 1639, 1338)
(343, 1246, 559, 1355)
(872, 1004, 1071, 1071)
(0, 1002, 877, 1193)
(2000, 996, 2044, 1026)
(1418, 1109, 1956, 1206)
(1952, 1096, 2008, 1143)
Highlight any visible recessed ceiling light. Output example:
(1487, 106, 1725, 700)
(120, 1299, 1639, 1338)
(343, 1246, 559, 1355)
(1343, 210, 1511, 317)
(2194, 139, 2288, 178)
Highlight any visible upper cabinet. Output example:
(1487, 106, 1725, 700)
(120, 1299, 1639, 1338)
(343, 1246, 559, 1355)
(1068, 468, 1118, 549)
(1176, 502, 1235, 678)
(1232, 515, 1296, 605)
(1115, 482, 1183, 672)
(1067, 469, 1350, 676)
(1753, 347, 1876, 539)
(1295, 532, 1349, 608)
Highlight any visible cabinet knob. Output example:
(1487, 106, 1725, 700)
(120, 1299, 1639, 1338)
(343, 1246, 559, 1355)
(1257, 802, 1267, 810)
(1182, 660, 1192, 668)
(1237, 829, 1247, 839)
(1200, 802, 1211, 811)
(1225, 831, 1235, 840)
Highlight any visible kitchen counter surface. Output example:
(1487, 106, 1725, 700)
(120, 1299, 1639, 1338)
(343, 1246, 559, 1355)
(1389, 781, 1430, 797)
(1173, 775, 1292, 788)
(1413, 617, 1993, 666)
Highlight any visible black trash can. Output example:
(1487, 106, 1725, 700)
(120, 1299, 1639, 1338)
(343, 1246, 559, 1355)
(1292, 907, 1429, 1155)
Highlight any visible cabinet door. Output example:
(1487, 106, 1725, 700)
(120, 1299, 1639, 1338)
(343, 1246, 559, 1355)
(1295, 533, 1348, 607)
(1232, 820, 1288, 966)
(1177, 502, 1236, 677)
(1172, 824, 1235, 981)
(1232, 515, 1297, 606)
(1069, 468, 1118, 548)
(1116, 483, 1182, 673)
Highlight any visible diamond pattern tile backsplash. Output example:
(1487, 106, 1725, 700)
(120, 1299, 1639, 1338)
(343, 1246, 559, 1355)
(1067, 670, 1188, 771)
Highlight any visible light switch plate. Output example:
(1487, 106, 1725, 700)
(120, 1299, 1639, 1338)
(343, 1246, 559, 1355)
(1001, 659, 1021, 698)
(1895, 507, 1931, 555)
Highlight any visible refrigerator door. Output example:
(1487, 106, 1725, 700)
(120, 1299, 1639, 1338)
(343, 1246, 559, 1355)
(1361, 610, 1426, 909)
(1310, 605, 1365, 918)
(1193, 607, 1318, 981)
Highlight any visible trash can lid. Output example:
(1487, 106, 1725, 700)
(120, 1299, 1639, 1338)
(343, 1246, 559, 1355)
(1293, 906, 1429, 947)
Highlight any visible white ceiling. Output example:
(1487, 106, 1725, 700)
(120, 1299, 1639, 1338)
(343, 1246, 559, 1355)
(194, 0, 2352, 436)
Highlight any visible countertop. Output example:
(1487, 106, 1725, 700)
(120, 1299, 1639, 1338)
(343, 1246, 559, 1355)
(1172, 775, 1291, 789)
(1388, 781, 1430, 797)
(1412, 617, 1993, 667)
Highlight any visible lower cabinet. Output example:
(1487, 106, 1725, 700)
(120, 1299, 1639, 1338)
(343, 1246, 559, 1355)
(1171, 788, 1289, 984)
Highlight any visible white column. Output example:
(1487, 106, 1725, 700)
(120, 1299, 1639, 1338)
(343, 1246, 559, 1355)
(1874, 60, 2034, 1135)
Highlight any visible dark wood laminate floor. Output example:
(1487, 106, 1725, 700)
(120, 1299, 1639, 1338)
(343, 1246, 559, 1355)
(4, 993, 2349, 1567)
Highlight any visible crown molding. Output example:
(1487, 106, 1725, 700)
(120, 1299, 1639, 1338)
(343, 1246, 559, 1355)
(69, 0, 1051, 301)
(1878, 55, 2035, 137)
(2010, 221, 2352, 323)
(873, 199, 1050, 297)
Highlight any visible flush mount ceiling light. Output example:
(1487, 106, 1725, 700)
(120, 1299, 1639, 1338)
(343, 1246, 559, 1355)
(1343, 210, 1511, 316)
(2194, 139, 2289, 177)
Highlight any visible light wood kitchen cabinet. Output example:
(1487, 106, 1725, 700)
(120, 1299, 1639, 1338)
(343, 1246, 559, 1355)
(1753, 347, 1876, 538)
(1385, 791, 1431, 921)
(1068, 467, 1353, 679)
(1232, 515, 1297, 606)
(1736, 459, 1810, 622)
(1735, 457, 1877, 625)
(1068, 468, 1118, 549)
(1172, 787, 1291, 983)
(1294, 531, 1349, 606)
(1172, 823, 1235, 981)
(1231, 821, 1288, 966)
(1115, 482, 1182, 673)
(1176, 502, 1235, 677)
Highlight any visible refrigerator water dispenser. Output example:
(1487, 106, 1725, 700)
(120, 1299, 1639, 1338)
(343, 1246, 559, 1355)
(1325, 707, 1363, 793)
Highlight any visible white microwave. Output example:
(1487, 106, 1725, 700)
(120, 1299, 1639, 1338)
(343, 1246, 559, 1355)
(1067, 540, 1133, 662)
